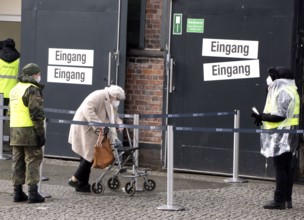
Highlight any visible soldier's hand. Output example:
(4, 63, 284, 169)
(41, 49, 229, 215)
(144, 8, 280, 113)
(37, 135, 46, 147)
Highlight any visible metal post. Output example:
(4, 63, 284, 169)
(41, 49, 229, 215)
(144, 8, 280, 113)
(0, 93, 9, 160)
(107, 52, 112, 86)
(115, 0, 121, 85)
(224, 110, 247, 183)
(163, 0, 173, 170)
(38, 119, 51, 198)
(133, 114, 143, 191)
(157, 125, 184, 211)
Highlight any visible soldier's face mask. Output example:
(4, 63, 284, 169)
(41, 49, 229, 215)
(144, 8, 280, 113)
(33, 73, 41, 83)
(35, 75, 41, 83)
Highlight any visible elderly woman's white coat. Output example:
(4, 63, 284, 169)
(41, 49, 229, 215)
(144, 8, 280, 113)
(68, 88, 122, 162)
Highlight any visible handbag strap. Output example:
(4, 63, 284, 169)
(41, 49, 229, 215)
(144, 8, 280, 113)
(96, 127, 109, 145)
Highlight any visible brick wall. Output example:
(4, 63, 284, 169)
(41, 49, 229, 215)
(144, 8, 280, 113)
(124, 56, 164, 169)
(145, 0, 162, 49)
(125, 57, 164, 144)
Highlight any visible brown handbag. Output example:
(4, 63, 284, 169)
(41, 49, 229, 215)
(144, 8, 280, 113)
(92, 129, 114, 169)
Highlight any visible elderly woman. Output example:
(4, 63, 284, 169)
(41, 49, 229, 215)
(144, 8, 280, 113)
(68, 85, 125, 192)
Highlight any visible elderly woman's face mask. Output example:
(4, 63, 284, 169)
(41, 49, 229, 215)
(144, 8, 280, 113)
(111, 100, 120, 108)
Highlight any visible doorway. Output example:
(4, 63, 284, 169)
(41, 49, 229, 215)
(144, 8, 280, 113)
(168, 0, 299, 178)
(21, 0, 128, 158)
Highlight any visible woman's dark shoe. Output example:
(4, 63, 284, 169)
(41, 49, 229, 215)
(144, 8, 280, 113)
(75, 183, 91, 193)
(68, 178, 78, 188)
(286, 201, 292, 209)
(263, 201, 286, 210)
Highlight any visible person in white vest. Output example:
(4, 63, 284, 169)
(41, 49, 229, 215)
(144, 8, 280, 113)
(251, 66, 300, 210)
(0, 38, 20, 115)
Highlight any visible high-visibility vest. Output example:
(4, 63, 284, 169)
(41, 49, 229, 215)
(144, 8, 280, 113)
(9, 82, 38, 127)
(263, 86, 299, 129)
(0, 58, 19, 98)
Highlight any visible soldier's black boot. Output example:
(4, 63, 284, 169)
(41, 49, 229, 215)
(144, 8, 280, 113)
(13, 185, 28, 202)
(28, 184, 45, 203)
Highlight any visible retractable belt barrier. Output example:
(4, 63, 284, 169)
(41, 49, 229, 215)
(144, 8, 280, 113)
(46, 118, 165, 131)
(138, 111, 234, 119)
(175, 126, 304, 134)
(0, 105, 8, 109)
(42, 108, 304, 134)
(1, 105, 304, 133)
(3, 117, 303, 134)
(1, 105, 303, 210)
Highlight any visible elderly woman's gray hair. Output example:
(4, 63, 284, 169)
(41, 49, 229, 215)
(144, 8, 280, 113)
(108, 85, 125, 100)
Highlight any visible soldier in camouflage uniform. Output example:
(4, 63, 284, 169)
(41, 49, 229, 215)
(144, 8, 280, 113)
(8, 63, 46, 203)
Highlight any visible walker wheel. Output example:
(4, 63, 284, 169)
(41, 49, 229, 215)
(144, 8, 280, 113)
(143, 179, 156, 191)
(107, 177, 120, 190)
(125, 182, 135, 196)
(91, 182, 105, 195)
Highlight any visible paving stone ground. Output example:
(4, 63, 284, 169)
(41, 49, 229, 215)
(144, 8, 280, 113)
(1, 158, 304, 220)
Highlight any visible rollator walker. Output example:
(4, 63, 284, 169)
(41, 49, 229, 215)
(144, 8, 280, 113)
(91, 127, 156, 196)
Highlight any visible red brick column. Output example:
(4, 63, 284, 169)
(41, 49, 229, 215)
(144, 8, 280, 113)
(125, 57, 164, 145)
(123, 0, 165, 168)
(145, 0, 162, 49)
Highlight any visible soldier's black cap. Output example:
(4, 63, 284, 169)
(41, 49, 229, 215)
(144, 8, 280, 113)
(22, 63, 41, 76)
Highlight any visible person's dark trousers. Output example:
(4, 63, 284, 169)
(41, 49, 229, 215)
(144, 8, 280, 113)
(273, 152, 293, 203)
(74, 157, 93, 185)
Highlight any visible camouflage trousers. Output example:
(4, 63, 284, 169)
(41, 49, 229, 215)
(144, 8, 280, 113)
(12, 145, 43, 186)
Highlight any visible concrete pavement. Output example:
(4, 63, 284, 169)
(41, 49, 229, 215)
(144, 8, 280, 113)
(1, 158, 304, 220)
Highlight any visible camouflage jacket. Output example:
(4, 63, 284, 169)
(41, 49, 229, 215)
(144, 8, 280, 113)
(9, 75, 45, 146)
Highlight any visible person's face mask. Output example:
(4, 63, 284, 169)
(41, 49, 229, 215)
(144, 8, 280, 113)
(111, 100, 120, 108)
(35, 75, 41, 83)
(266, 76, 272, 86)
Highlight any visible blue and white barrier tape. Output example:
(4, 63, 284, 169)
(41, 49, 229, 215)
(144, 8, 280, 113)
(47, 118, 165, 131)
(2, 115, 303, 134)
(44, 107, 76, 115)
(42, 107, 235, 119)
(4, 105, 302, 134)
(175, 126, 304, 134)
(0, 105, 236, 119)
(0, 105, 8, 110)
(138, 111, 235, 119)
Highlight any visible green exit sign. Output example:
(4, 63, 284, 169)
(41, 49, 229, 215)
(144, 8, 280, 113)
(173, 14, 182, 35)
